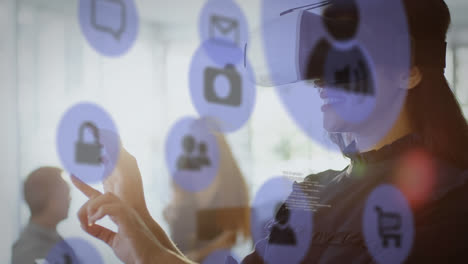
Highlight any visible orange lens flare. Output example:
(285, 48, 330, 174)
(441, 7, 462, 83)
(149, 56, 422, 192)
(394, 149, 436, 209)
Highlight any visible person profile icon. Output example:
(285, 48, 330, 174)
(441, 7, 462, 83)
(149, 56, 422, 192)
(45, 252, 74, 264)
(268, 204, 297, 246)
(63, 253, 72, 264)
(177, 135, 201, 171)
(196, 141, 211, 167)
(308, 0, 374, 96)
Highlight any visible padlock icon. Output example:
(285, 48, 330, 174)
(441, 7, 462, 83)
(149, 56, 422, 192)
(75, 122, 102, 165)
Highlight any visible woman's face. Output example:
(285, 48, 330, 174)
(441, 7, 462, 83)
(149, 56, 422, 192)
(317, 42, 379, 133)
(320, 86, 351, 132)
(318, 58, 408, 152)
(318, 84, 375, 133)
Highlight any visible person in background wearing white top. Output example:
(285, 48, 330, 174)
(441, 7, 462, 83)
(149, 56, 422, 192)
(163, 133, 252, 262)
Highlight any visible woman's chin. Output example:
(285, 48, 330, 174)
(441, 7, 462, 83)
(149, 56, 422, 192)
(323, 110, 348, 133)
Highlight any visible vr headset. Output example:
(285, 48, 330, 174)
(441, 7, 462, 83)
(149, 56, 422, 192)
(244, 1, 447, 87)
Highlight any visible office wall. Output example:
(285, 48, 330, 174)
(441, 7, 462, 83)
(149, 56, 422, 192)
(0, 0, 19, 262)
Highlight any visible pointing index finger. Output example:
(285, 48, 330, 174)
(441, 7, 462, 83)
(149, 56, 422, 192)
(71, 175, 102, 198)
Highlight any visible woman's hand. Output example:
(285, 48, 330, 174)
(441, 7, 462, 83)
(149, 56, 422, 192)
(102, 143, 182, 255)
(72, 176, 160, 263)
(211, 231, 237, 250)
(72, 176, 192, 264)
(186, 231, 237, 262)
(101, 138, 148, 217)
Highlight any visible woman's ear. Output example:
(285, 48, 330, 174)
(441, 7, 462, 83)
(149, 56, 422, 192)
(400, 66, 423, 90)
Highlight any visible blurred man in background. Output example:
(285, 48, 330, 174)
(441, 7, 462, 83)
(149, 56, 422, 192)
(12, 167, 73, 264)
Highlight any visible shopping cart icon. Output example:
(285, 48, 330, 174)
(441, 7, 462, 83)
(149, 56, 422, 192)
(375, 206, 402, 248)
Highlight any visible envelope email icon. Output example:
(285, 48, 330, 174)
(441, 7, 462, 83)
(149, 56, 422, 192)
(210, 15, 240, 46)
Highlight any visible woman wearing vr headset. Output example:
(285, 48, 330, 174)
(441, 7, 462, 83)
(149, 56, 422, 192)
(71, 0, 468, 263)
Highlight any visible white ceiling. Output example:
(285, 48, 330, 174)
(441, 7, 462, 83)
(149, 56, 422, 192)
(20, 0, 468, 34)
(23, 0, 468, 25)
(136, 0, 468, 27)
(137, 0, 468, 27)
(135, 0, 259, 26)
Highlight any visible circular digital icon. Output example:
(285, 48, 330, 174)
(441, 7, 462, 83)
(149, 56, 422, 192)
(79, 0, 139, 57)
(57, 102, 120, 184)
(251, 177, 314, 264)
(251, 177, 294, 244)
(254, 0, 410, 153)
(165, 117, 220, 192)
(199, 0, 249, 65)
(46, 237, 103, 264)
(363, 184, 414, 264)
(189, 41, 256, 133)
(202, 250, 240, 264)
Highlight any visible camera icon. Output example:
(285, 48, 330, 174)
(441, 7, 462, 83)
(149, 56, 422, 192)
(204, 64, 242, 107)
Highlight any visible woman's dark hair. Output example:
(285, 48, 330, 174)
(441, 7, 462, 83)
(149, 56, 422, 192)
(319, 0, 468, 168)
(404, 0, 468, 169)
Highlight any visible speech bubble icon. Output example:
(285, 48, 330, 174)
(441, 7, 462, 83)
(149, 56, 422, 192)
(91, 0, 126, 40)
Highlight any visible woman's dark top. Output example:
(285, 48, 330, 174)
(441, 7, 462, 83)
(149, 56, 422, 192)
(242, 135, 468, 264)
